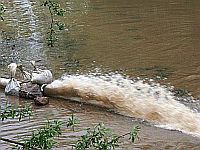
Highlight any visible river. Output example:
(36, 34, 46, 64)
(1, 0, 200, 149)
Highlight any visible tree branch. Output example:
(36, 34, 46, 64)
(0, 137, 40, 150)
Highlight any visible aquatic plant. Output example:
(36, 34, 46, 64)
(0, 103, 32, 148)
(0, 104, 32, 121)
(0, 120, 63, 150)
(0, 113, 79, 149)
(75, 123, 140, 150)
(129, 125, 141, 143)
(22, 120, 63, 150)
(22, 115, 80, 149)
(66, 113, 80, 131)
(41, 0, 65, 47)
(0, 104, 140, 150)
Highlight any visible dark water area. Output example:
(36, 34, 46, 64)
(1, 0, 200, 149)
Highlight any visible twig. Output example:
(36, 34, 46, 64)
(0, 137, 24, 146)
(0, 137, 40, 150)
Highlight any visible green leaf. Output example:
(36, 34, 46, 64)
(56, 22, 65, 30)
(130, 126, 140, 143)
(41, 0, 65, 47)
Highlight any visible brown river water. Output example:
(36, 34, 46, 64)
(1, 0, 200, 149)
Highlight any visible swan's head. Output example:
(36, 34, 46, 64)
(8, 63, 17, 78)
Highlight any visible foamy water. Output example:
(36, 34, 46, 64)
(45, 73, 200, 137)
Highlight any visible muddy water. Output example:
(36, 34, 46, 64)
(0, 91, 200, 150)
(1, 0, 200, 149)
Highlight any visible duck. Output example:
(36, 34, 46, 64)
(17, 63, 45, 99)
(7, 63, 18, 78)
(5, 63, 20, 95)
(17, 63, 31, 82)
(30, 60, 53, 85)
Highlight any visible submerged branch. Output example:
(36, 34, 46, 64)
(0, 137, 40, 150)
(0, 137, 24, 146)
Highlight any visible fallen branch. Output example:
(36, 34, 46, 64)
(0, 137, 24, 146)
(0, 137, 39, 150)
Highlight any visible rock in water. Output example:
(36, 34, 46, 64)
(34, 97, 49, 106)
(19, 83, 43, 99)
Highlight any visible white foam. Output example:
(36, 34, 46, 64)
(47, 73, 200, 137)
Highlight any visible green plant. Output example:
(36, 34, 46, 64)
(0, 104, 32, 121)
(0, 103, 140, 150)
(0, 104, 32, 148)
(22, 120, 63, 150)
(66, 114, 80, 131)
(19, 114, 79, 149)
(41, 0, 65, 47)
(0, 4, 5, 21)
(75, 123, 140, 150)
(0, 112, 79, 150)
(129, 126, 141, 142)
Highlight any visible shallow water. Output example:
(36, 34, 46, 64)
(1, 91, 200, 150)
(1, 0, 200, 149)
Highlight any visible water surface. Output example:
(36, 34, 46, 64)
(1, 0, 200, 149)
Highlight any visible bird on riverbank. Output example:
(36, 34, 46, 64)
(30, 60, 53, 85)
(5, 63, 20, 95)
(14, 60, 53, 85)
(7, 63, 17, 78)
(17, 64, 31, 82)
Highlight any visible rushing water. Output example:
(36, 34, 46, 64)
(1, 0, 200, 149)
